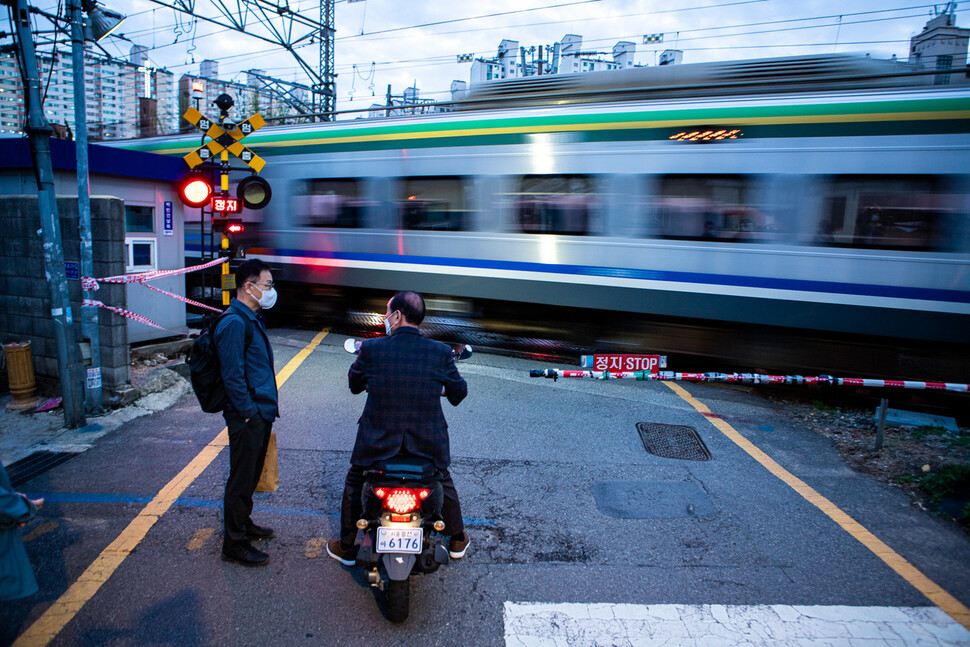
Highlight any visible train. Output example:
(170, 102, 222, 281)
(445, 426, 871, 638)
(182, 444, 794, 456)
(117, 54, 970, 380)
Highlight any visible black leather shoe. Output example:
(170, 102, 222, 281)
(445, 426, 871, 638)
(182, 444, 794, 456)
(221, 543, 269, 567)
(245, 524, 274, 540)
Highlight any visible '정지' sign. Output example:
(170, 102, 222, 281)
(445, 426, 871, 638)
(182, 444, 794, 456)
(581, 354, 667, 373)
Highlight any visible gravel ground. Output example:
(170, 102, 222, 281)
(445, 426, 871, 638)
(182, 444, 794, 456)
(769, 395, 970, 531)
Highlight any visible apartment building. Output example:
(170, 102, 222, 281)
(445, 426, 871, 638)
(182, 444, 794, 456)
(0, 45, 177, 139)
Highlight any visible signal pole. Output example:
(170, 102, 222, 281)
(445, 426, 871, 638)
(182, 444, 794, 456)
(70, 0, 103, 412)
(9, 0, 84, 427)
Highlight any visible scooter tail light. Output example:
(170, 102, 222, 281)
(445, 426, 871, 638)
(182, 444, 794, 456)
(383, 488, 420, 514)
(418, 489, 430, 500)
(374, 487, 387, 498)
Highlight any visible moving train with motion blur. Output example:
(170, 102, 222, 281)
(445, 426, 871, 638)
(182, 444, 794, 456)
(119, 54, 970, 380)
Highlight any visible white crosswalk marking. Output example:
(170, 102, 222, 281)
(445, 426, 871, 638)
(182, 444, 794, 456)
(504, 603, 970, 646)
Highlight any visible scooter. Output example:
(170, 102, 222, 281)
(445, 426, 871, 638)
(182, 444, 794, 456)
(356, 456, 449, 622)
(343, 338, 471, 622)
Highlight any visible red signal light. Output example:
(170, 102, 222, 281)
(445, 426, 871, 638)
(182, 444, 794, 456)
(226, 222, 244, 234)
(178, 173, 213, 208)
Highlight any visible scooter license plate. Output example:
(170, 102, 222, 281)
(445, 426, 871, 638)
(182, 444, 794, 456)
(376, 527, 423, 554)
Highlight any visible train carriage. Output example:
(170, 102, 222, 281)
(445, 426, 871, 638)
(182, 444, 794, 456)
(117, 54, 970, 379)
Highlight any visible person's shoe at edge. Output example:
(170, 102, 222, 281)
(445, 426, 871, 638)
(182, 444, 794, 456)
(245, 524, 274, 540)
(221, 542, 269, 567)
(326, 539, 357, 566)
(449, 532, 470, 559)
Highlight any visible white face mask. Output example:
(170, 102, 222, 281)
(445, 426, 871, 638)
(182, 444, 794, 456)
(384, 312, 394, 335)
(251, 285, 277, 310)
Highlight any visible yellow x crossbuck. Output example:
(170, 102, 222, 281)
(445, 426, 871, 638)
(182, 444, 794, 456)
(182, 106, 266, 172)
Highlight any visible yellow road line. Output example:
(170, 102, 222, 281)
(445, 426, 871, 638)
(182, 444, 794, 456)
(14, 329, 328, 647)
(663, 381, 970, 631)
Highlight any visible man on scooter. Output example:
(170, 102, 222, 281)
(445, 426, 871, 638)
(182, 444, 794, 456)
(328, 291, 470, 565)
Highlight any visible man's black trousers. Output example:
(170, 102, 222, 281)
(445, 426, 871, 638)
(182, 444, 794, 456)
(223, 411, 272, 549)
(339, 464, 465, 548)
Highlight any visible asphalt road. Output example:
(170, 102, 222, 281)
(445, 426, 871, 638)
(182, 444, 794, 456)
(3, 328, 970, 646)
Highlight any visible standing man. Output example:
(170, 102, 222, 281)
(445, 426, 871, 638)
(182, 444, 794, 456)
(215, 258, 279, 566)
(327, 291, 470, 565)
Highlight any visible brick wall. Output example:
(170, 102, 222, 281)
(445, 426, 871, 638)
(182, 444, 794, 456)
(0, 195, 129, 399)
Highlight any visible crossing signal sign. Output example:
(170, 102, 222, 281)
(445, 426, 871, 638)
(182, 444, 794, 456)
(211, 196, 242, 213)
(182, 106, 267, 172)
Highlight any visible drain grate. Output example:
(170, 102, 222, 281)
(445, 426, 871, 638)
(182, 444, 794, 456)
(6, 451, 78, 487)
(636, 423, 712, 461)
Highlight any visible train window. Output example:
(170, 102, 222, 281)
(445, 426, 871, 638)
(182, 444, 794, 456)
(294, 179, 365, 228)
(516, 175, 593, 235)
(649, 175, 777, 242)
(816, 177, 958, 250)
(398, 177, 468, 231)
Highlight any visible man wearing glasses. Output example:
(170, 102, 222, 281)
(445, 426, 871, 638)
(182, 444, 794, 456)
(215, 258, 279, 566)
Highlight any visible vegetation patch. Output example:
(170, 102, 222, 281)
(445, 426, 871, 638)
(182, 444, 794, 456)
(771, 396, 970, 532)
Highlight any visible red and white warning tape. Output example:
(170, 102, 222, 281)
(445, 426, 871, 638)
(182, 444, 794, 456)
(81, 257, 229, 330)
(141, 283, 222, 313)
(529, 369, 970, 393)
(82, 257, 228, 291)
(83, 299, 174, 333)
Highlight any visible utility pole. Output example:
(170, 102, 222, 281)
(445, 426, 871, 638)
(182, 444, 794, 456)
(9, 0, 85, 427)
(70, 0, 103, 413)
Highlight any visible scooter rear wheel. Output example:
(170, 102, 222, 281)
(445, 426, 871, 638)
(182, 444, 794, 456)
(386, 578, 410, 623)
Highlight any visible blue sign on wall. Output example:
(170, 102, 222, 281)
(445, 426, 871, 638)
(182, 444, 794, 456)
(164, 201, 174, 236)
(64, 261, 79, 280)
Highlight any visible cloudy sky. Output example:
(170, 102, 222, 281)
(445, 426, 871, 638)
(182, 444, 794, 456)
(27, 0, 970, 117)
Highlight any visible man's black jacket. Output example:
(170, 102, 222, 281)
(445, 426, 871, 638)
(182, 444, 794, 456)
(348, 326, 467, 468)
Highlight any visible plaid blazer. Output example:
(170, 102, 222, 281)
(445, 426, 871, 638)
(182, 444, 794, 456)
(348, 326, 467, 468)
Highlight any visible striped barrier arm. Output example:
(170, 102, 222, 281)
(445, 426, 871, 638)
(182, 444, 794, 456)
(528, 369, 969, 393)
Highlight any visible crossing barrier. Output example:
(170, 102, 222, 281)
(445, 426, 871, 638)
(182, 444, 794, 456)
(529, 369, 969, 393)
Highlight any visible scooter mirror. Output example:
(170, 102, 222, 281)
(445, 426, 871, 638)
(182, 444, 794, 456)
(455, 345, 473, 361)
(343, 338, 362, 354)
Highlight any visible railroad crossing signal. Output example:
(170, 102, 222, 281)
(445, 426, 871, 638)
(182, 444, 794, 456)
(182, 106, 267, 172)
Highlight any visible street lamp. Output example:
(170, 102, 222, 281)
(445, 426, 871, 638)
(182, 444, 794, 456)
(70, 0, 125, 413)
(82, 0, 125, 41)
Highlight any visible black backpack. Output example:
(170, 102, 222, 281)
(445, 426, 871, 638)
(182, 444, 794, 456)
(187, 311, 252, 413)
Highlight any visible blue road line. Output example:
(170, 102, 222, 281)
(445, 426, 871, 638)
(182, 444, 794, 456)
(23, 492, 496, 526)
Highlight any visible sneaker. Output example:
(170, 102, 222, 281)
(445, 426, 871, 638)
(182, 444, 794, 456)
(449, 532, 470, 559)
(221, 542, 269, 567)
(326, 539, 357, 566)
(245, 524, 274, 540)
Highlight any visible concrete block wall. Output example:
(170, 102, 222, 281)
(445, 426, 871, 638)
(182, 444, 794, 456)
(0, 195, 129, 399)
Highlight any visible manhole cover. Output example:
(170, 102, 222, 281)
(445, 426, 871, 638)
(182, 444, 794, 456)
(591, 481, 716, 519)
(6, 451, 78, 487)
(636, 423, 712, 461)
